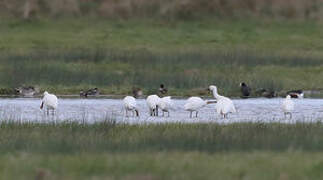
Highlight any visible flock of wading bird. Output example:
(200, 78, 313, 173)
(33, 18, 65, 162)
(40, 83, 303, 119)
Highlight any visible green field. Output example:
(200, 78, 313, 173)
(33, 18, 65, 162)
(1, 1, 323, 179)
(3, 152, 323, 180)
(1, 18, 323, 96)
(0, 122, 323, 179)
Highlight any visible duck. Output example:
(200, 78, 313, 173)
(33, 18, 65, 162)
(40, 91, 58, 115)
(158, 84, 168, 96)
(86, 88, 99, 96)
(255, 88, 277, 98)
(15, 86, 39, 97)
(80, 88, 100, 98)
(286, 90, 304, 98)
(240, 82, 251, 98)
(132, 87, 143, 98)
(80, 90, 87, 97)
(209, 85, 236, 118)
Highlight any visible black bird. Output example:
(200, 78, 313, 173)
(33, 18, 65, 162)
(240, 82, 251, 97)
(158, 84, 168, 95)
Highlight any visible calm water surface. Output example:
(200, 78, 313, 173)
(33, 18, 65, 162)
(0, 98, 322, 124)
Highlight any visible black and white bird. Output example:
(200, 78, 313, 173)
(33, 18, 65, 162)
(286, 90, 304, 98)
(158, 84, 168, 96)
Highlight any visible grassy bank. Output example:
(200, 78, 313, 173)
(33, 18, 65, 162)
(1, 122, 323, 179)
(2, 18, 322, 54)
(1, 19, 323, 96)
(1, 122, 323, 153)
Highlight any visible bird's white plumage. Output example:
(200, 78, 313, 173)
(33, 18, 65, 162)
(184, 97, 207, 111)
(282, 95, 294, 113)
(299, 93, 304, 98)
(146, 95, 161, 116)
(184, 96, 212, 118)
(123, 96, 139, 117)
(146, 95, 160, 109)
(158, 96, 174, 116)
(158, 96, 173, 111)
(41, 91, 58, 110)
(209, 85, 236, 117)
(123, 96, 137, 111)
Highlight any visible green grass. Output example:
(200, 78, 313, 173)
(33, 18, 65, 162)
(1, 48, 323, 97)
(1, 151, 323, 180)
(1, 122, 323, 179)
(1, 122, 323, 153)
(1, 18, 322, 54)
(1, 18, 323, 96)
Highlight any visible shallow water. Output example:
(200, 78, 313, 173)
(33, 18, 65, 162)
(0, 98, 322, 124)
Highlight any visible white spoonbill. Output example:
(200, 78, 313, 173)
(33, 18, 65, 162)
(209, 85, 236, 118)
(184, 97, 216, 118)
(158, 96, 174, 117)
(282, 95, 294, 119)
(146, 95, 161, 116)
(40, 91, 58, 115)
(123, 96, 139, 117)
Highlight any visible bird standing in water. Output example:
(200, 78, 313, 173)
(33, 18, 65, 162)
(282, 95, 294, 119)
(146, 95, 161, 116)
(184, 97, 216, 118)
(40, 91, 58, 115)
(209, 85, 236, 119)
(123, 96, 139, 117)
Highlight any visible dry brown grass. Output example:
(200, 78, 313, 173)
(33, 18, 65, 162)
(0, 0, 322, 20)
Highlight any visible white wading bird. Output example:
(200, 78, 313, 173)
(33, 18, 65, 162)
(282, 95, 294, 119)
(158, 96, 174, 117)
(184, 97, 216, 118)
(40, 91, 58, 115)
(146, 95, 161, 116)
(209, 85, 236, 118)
(123, 96, 139, 117)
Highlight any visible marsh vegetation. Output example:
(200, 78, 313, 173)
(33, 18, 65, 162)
(0, 121, 323, 179)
